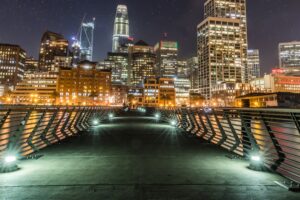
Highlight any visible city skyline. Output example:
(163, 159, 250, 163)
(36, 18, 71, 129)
(1, 0, 300, 74)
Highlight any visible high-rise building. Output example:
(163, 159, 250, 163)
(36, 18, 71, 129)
(177, 59, 188, 78)
(128, 40, 156, 86)
(71, 38, 81, 66)
(106, 52, 129, 83)
(0, 43, 26, 87)
(79, 18, 95, 61)
(57, 60, 111, 106)
(154, 41, 178, 77)
(247, 49, 261, 80)
(187, 57, 199, 89)
(279, 41, 300, 68)
(197, 0, 248, 100)
(25, 57, 39, 73)
(112, 5, 130, 52)
(38, 31, 70, 72)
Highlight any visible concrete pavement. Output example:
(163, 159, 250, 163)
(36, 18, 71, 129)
(0, 112, 299, 200)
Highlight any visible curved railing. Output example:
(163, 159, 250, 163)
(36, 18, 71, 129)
(0, 106, 119, 159)
(158, 107, 300, 184)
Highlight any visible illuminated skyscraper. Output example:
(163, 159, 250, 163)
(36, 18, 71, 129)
(113, 5, 130, 52)
(197, 0, 248, 99)
(38, 31, 70, 73)
(154, 41, 178, 77)
(0, 43, 26, 87)
(247, 49, 260, 80)
(279, 41, 300, 68)
(80, 18, 95, 61)
(129, 40, 156, 86)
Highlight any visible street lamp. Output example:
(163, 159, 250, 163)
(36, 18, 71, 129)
(1, 154, 18, 173)
(170, 120, 176, 126)
(155, 113, 160, 119)
(109, 113, 114, 119)
(249, 153, 264, 171)
(92, 119, 99, 126)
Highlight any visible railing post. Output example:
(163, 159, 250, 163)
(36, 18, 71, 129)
(291, 113, 300, 134)
(75, 107, 85, 132)
(197, 110, 208, 138)
(260, 111, 285, 170)
(27, 110, 46, 152)
(0, 110, 11, 129)
(41, 108, 58, 145)
(61, 107, 74, 137)
(7, 109, 32, 157)
(190, 109, 200, 134)
(213, 110, 227, 146)
(67, 107, 79, 135)
(239, 110, 260, 157)
(204, 111, 216, 142)
(223, 110, 240, 152)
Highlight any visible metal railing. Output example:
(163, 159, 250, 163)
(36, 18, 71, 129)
(0, 106, 119, 159)
(158, 107, 300, 184)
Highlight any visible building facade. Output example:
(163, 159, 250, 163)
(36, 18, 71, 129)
(250, 74, 300, 94)
(38, 31, 70, 72)
(187, 57, 199, 89)
(57, 61, 111, 106)
(247, 49, 261, 80)
(0, 43, 26, 87)
(143, 77, 175, 107)
(279, 41, 300, 68)
(174, 78, 191, 106)
(111, 81, 127, 106)
(106, 52, 129, 83)
(128, 40, 156, 86)
(113, 5, 130, 52)
(79, 18, 95, 61)
(211, 82, 251, 107)
(154, 41, 178, 77)
(198, 0, 248, 100)
(11, 72, 57, 105)
(236, 92, 300, 108)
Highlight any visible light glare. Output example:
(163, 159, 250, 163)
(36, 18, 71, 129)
(251, 155, 261, 162)
(4, 156, 17, 163)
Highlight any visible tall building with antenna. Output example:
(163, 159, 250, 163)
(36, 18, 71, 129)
(113, 5, 130, 52)
(79, 18, 95, 61)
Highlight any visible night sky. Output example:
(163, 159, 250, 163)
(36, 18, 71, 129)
(1, 0, 300, 73)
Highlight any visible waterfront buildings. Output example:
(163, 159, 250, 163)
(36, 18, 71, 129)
(247, 49, 261, 80)
(128, 40, 156, 86)
(11, 72, 57, 105)
(250, 73, 300, 94)
(174, 78, 191, 106)
(113, 5, 130, 52)
(143, 77, 175, 107)
(236, 92, 300, 108)
(57, 61, 111, 106)
(154, 41, 178, 77)
(0, 43, 26, 88)
(279, 41, 300, 68)
(211, 82, 251, 107)
(38, 31, 70, 72)
(198, 0, 248, 100)
(111, 81, 128, 106)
